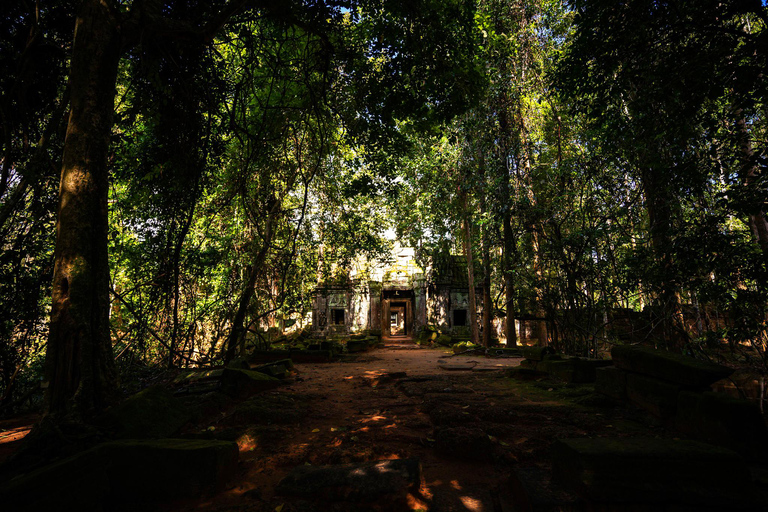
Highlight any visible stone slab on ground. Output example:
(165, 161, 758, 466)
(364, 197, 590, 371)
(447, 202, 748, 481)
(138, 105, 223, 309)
(105, 439, 238, 502)
(275, 458, 421, 502)
(522, 346, 556, 361)
(594, 366, 626, 400)
(676, 390, 768, 462)
(625, 372, 680, 419)
(507, 468, 584, 512)
(346, 339, 369, 353)
(547, 359, 613, 384)
(611, 345, 733, 388)
(97, 385, 192, 439)
(253, 358, 294, 379)
(220, 368, 282, 397)
(507, 367, 548, 381)
(434, 426, 495, 461)
(0, 442, 109, 512)
(0, 438, 238, 511)
(552, 437, 765, 510)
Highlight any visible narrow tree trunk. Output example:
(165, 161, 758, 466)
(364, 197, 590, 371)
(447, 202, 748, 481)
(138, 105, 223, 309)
(44, 0, 122, 417)
(479, 158, 492, 348)
(462, 198, 480, 346)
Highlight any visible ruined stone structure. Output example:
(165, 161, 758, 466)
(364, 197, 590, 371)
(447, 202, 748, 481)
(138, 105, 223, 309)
(312, 245, 483, 339)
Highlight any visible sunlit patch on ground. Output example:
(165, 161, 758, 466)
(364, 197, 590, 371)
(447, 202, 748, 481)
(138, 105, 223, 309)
(459, 495, 484, 511)
(0, 425, 31, 444)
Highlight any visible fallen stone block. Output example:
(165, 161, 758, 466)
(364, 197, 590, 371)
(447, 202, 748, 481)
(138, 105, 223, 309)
(625, 372, 680, 419)
(0, 443, 109, 512)
(172, 368, 224, 385)
(288, 348, 335, 362)
(676, 391, 768, 462)
(435, 334, 453, 346)
(220, 368, 282, 397)
(611, 345, 733, 389)
(275, 459, 421, 502)
(522, 346, 556, 361)
(507, 367, 548, 381)
(346, 339, 369, 353)
(507, 467, 584, 512)
(97, 385, 192, 439)
(227, 357, 251, 369)
(547, 359, 613, 384)
(0, 439, 238, 511)
(434, 426, 494, 461)
(253, 359, 294, 379)
(594, 366, 626, 400)
(104, 439, 238, 502)
(552, 437, 764, 510)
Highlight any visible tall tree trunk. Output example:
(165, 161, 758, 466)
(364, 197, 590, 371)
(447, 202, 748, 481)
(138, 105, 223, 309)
(479, 157, 492, 348)
(462, 194, 480, 346)
(640, 165, 685, 349)
(44, 0, 122, 417)
(481, 228, 492, 348)
(737, 115, 768, 258)
(497, 89, 518, 347)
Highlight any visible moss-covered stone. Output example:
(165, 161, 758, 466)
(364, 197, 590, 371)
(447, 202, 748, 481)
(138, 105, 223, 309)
(220, 368, 282, 397)
(676, 391, 768, 462)
(104, 439, 238, 502)
(611, 345, 733, 389)
(625, 372, 680, 419)
(552, 437, 764, 509)
(435, 334, 453, 346)
(521, 346, 556, 361)
(98, 385, 192, 439)
(0, 439, 238, 511)
(594, 366, 626, 400)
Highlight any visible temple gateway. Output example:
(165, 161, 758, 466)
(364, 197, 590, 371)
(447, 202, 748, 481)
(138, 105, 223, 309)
(311, 245, 488, 340)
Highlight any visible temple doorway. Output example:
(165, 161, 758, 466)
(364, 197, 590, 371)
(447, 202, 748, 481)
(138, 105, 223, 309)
(381, 289, 414, 341)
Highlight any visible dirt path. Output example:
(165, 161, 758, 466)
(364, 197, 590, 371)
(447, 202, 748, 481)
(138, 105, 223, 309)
(168, 346, 667, 512)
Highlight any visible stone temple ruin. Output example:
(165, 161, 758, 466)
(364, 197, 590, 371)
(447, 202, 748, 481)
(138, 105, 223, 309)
(311, 244, 485, 340)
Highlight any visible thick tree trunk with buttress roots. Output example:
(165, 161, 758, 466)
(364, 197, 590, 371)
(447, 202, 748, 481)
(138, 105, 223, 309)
(44, 0, 121, 417)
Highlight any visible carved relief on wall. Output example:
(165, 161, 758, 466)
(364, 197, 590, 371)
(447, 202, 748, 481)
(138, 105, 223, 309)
(318, 310, 327, 327)
(329, 293, 348, 308)
(451, 291, 469, 308)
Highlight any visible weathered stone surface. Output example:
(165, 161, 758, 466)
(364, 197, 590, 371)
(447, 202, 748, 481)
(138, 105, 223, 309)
(507, 468, 584, 512)
(547, 359, 613, 384)
(346, 339, 369, 353)
(434, 426, 494, 461)
(225, 394, 304, 425)
(625, 372, 680, 418)
(552, 438, 764, 509)
(173, 368, 224, 385)
(522, 346, 556, 361)
(507, 367, 548, 381)
(227, 357, 251, 369)
(220, 368, 282, 397)
(0, 444, 109, 512)
(611, 345, 733, 388)
(253, 359, 293, 379)
(435, 334, 453, 346)
(676, 391, 768, 462)
(275, 459, 421, 502)
(98, 385, 192, 439)
(594, 366, 626, 400)
(0, 439, 238, 511)
(105, 439, 238, 502)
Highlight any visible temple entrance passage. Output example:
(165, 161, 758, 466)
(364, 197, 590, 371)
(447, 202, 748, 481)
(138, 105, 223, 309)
(381, 289, 414, 341)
